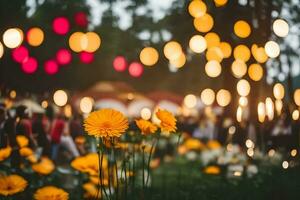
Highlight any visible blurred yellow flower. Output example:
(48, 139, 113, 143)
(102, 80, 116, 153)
(32, 157, 55, 175)
(16, 135, 29, 148)
(184, 138, 205, 151)
(0, 174, 28, 196)
(27, 154, 38, 163)
(83, 182, 99, 199)
(19, 147, 33, 157)
(71, 153, 107, 176)
(89, 176, 109, 186)
(75, 136, 86, 145)
(206, 140, 221, 149)
(156, 109, 177, 133)
(203, 166, 221, 175)
(34, 186, 68, 200)
(136, 119, 158, 135)
(84, 109, 129, 138)
(0, 146, 12, 162)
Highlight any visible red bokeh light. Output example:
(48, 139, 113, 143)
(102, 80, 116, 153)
(12, 46, 29, 63)
(74, 12, 88, 27)
(44, 59, 59, 75)
(21, 57, 38, 74)
(56, 49, 72, 65)
(113, 56, 127, 72)
(129, 62, 143, 77)
(52, 17, 70, 35)
(79, 52, 94, 64)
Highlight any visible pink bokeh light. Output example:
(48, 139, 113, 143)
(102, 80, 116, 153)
(56, 49, 72, 65)
(113, 56, 127, 72)
(21, 57, 38, 74)
(74, 12, 88, 27)
(128, 62, 143, 77)
(52, 17, 70, 35)
(79, 52, 94, 64)
(44, 59, 59, 75)
(12, 46, 29, 63)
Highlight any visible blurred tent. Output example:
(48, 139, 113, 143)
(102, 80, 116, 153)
(94, 99, 128, 116)
(15, 99, 45, 114)
(156, 100, 180, 115)
(127, 98, 155, 118)
(147, 91, 184, 105)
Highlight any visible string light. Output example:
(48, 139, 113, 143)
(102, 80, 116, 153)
(189, 35, 207, 53)
(293, 89, 300, 106)
(257, 102, 266, 123)
(234, 20, 251, 38)
(248, 63, 263, 81)
(205, 60, 222, 77)
(3, 28, 23, 48)
(163, 41, 182, 60)
(201, 88, 215, 106)
(216, 89, 231, 107)
(53, 90, 68, 107)
(237, 79, 250, 97)
(265, 41, 280, 58)
(188, 0, 207, 18)
(273, 19, 289, 37)
(273, 83, 285, 100)
(231, 59, 247, 78)
(80, 97, 94, 114)
(139, 47, 159, 66)
(184, 94, 197, 108)
(193, 13, 214, 33)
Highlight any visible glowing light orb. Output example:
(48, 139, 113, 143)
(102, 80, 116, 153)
(41, 100, 48, 108)
(257, 102, 266, 123)
(0, 42, 3, 58)
(163, 41, 182, 60)
(80, 97, 94, 114)
(69, 32, 85, 52)
(265, 97, 274, 120)
(273, 19, 289, 37)
(264, 41, 280, 58)
(83, 32, 101, 53)
(204, 32, 220, 48)
(251, 44, 268, 63)
(248, 63, 263, 81)
(239, 96, 248, 107)
(141, 108, 152, 120)
(188, 0, 207, 18)
(129, 62, 143, 77)
(12, 46, 29, 63)
(189, 35, 207, 53)
(201, 88, 215, 106)
(273, 83, 285, 100)
(216, 89, 231, 107)
(44, 60, 59, 75)
(3, 28, 23, 48)
(26, 27, 44, 46)
(21, 57, 38, 74)
(170, 53, 186, 68)
(184, 94, 197, 108)
(282, 161, 289, 169)
(113, 56, 127, 72)
(275, 99, 283, 115)
(214, 0, 228, 6)
(52, 17, 70, 35)
(234, 45, 250, 62)
(294, 89, 300, 106)
(56, 49, 72, 65)
(237, 79, 250, 97)
(193, 13, 214, 33)
(79, 52, 94, 64)
(206, 47, 223, 62)
(231, 59, 247, 78)
(234, 20, 251, 38)
(139, 47, 159, 66)
(74, 12, 88, 27)
(205, 60, 222, 77)
(219, 42, 232, 58)
(53, 90, 68, 107)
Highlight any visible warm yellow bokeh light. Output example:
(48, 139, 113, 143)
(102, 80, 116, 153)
(83, 32, 101, 53)
(141, 108, 152, 120)
(53, 90, 68, 107)
(205, 60, 222, 78)
(184, 94, 197, 108)
(265, 97, 274, 121)
(264, 41, 280, 58)
(216, 89, 231, 107)
(214, 0, 228, 7)
(273, 19, 289, 37)
(27, 27, 44, 47)
(139, 47, 159, 66)
(219, 42, 232, 58)
(164, 41, 182, 60)
(0, 42, 4, 59)
(206, 47, 224, 62)
(273, 83, 285, 100)
(234, 45, 251, 62)
(170, 53, 186, 68)
(257, 102, 266, 123)
(248, 63, 263, 81)
(193, 13, 214, 33)
(41, 100, 48, 109)
(64, 104, 72, 118)
(236, 106, 243, 122)
(239, 96, 248, 107)
(234, 20, 251, 38)
(237, 79, 250, 97)
(294, 89, 300, 106)
(69, 32, 85, 52)
(231, 59, 247, 78)
(3, 28, 23, 48)
(292, 110, 299, 120)
(189, 35, 207, 53)
(188, 0, 207, 18)
(275, 99, 283, 115)
(80, 97, 94, 114)
(204, 32, 220, 48)
(201, 88, 215, 106)
(251, 44, 268, 63)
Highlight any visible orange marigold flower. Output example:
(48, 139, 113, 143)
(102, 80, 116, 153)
(34, 186, 68, 200)
(19, 147, 33, 157)
(0, 174, 28, 196)
(206, 140, 221, 149)
(16, 135, 29, 148)
(0, 146, 12, 162)
(83, 182, 99, 199)
(203, 165, 221, 175)
(84, 109, 129, 138)
(156, 109, 177, 133)
(135, 119, 158, 135)
(32, 157, 55, 175)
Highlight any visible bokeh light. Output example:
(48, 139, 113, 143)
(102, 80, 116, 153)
(234, 45, 251, 62)
(21, 57, 38, 74)
(53, 90, 68, 107)
(265, 97, 274, 120)
(231, 59, 247, 78)
(69, 32, 85, 52)
(275, 99, 283, 115)
(56, 49, 72, 65)
(201, 88, 215, 106)
(141, 108, 152, 120)
(248, 63, 263, 81)
(214, 0, 228, 6)
(188, 0, 207, 18)
(44, 60, 59, 75)
(205, 32, 220, 48)
(74, 12, 88, 27)
(257, 102, 266, 123)
(79, 52, 94, 64)
(163, 41, 182, 60)
(193, 13, 214, 33)
(184, 94, 197, 108)
(129, 62, 143, 77)
(273, 19, 289, 37)
(83, 32, 101, 53)
(139, 47, 159, 66)
(216, 89, 231, 107)
(170, 53, 186, 68)
(27, 27, 44, 47)
(234, 20, 251, 38)
(0, 42, 3, 58)
(219, 42, 232, 58)
(273, 83, 285, 100)
(237, 79, 250, 97)
(251, 44, 268, 63)
(294, 89, 300, 106)
(80, 97, 94, 114)
(3, 28, 23, 48)
(239, 96, 248, 107)
(52, 17, 70, 35)
(264, 41, 280, 58)
(236, 106, 243, 123)
(206, 47, 223, 62)
(12, 46, 29, 63)
(113, 56, 127, 72)
(189, 35, 207, 53)
(205, 60, 222, 77)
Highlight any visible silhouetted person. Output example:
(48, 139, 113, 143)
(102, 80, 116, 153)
(32, 113, 51, 156)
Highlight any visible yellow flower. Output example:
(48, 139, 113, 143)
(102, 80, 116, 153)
(136, 119, 158, 135)
(156, 109, 177, 133)
(0, 174, 28, 196)
(19, 147, 33, 157)
(75, 136, 86, 145)
(83, 182, 99, 199)
(34, 186, 68, 200)
(71, 153, 107, 176)
(16, 135, 29, 148)
(27, 155, 38, 163)
(32, 157, 55, 175)
(206, 140, 221, 149)
(203, 166, 221, 175)
(184, 138, 205, 151)
(0, 146, 12, 162)
(84, 109, 129, 138)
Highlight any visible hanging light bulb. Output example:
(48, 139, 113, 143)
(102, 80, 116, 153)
(257, 102, 266, 123)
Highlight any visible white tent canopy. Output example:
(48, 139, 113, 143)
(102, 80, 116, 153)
(94, 99, 128, 116)
(128, 99, 155, 117)
(15, 99, 45, 114)
(156, 100, 180, 115)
